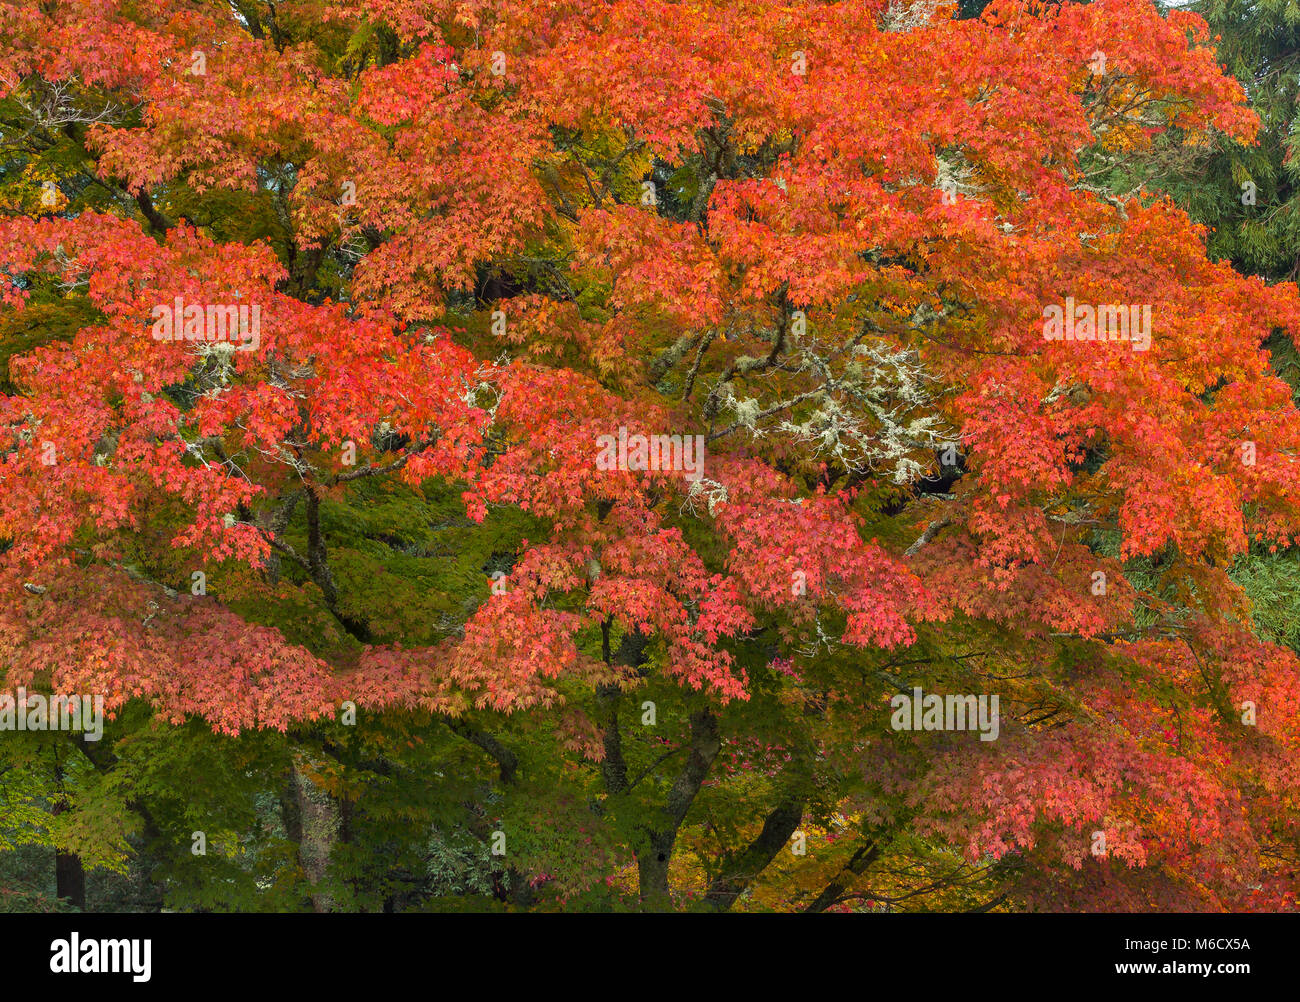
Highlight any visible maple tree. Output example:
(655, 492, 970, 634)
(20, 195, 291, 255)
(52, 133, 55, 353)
(1, 0, 1299, 913)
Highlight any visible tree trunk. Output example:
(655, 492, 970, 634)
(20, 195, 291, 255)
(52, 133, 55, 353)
(638, 832, 677, 910)
(54, 847, 86, 910)
(291, 752, 341, 912)
(51, 758, 86, 910)
(636, 709, 721, 911)
(704, 797, 805, 910)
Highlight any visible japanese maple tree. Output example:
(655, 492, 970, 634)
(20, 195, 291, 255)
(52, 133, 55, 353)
(1, 0, 1298, 912)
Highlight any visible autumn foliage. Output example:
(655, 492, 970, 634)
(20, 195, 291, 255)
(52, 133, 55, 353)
(1, 0, 1299, 913)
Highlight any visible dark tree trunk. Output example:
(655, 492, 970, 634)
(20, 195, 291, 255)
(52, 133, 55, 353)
(52, 758, 86, 910)
(636, 710, 721, 910)
(55, 848, 86, 910)
(704, 798, 805, 910)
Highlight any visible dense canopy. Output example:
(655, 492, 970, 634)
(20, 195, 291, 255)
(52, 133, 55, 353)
(1, 0, 1299, 913)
